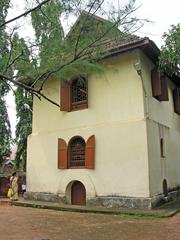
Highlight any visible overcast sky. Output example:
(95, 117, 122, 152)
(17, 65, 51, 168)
(5, 0, 180, 137)
(136, 0, 180, 46)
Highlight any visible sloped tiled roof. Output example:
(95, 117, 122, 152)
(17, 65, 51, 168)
(68, 12, 180, 86)
(67, 11, 160, 63)
(93, 34, 143, 54)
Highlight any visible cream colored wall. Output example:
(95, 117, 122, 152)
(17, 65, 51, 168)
(27, 50, 150, 198)
(27, 120, 149, 198)
(32, 51, 145, 133)
(140, 52, 180, 196)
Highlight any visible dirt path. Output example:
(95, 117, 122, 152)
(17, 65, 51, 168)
(0, 205, 180, 240)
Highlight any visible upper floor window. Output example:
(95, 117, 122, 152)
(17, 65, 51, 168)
(151, 68, 169, 101)
(60, 76, 88, 112)
(71, 77, 88, 110)
(173, 87, 180, 115)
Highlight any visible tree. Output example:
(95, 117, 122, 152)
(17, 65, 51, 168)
(0, 0, 149, 107)
(15, 87, 32, 170)
(0, 0, 149, 168)
(0, 0, 11, 164)
(12, 34, 33, 170)
(159, 24, 180, 78)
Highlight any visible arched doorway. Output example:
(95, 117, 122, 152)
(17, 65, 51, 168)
(71, 181, 86, 205)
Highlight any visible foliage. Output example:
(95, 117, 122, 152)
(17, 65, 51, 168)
(31, 0, 64, 69)
(159, 24, 180, 77)
(0, 94, 11, 163)
(15, 87, 32, 170)
(0, 0, 149, 168)
(12, 34, 33, 170)
(0, 0, 11, 164)
(0, 0, 149, 105)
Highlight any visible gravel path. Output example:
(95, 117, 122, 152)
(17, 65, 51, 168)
(0, 205, 179, 240)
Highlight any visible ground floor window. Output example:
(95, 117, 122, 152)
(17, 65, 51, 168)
(69, 137, 86, 167)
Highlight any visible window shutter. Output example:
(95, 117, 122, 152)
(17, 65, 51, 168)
(58, 138, 68, 169)
(157, 76, 169, 101)
(60, 81, 71, 111)
(151, 68, 161, 97)
(85, 135, 95, 169)
(173, 88, 180, 114)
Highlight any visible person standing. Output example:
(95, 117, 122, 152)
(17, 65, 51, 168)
(21, 182, 26, 196)
(10, 172, 19, 201)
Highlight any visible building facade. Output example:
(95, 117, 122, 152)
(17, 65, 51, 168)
(26, 25, 180, 209)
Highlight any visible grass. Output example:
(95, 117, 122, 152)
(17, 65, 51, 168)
(120, 212, 167, 219)
(11, 201, 173, 219)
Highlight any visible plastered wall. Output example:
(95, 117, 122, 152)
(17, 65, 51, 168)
(27, 50, 151, 198)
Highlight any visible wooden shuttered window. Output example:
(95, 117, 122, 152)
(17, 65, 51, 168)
(69, 137, 86, 167)
(173, 88, 180, 115)
(60, 77, 88, 112)
(60, 81, 71, 111)
(157, 75, 169, 101)
(58, 135, 95, 170)
(151, 68, 169, 101)
(151, 68, 161, 97)
(71, 77, 88, 110)
(58, 138, 68, 169)
(85, 135, 95, 169)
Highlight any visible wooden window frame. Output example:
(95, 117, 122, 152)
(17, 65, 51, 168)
(57, 135, 95, 170)
(71, 77, 88, 110)
(58, 138, 68, 169)
(68, 136, 86, 168)
(60, 76, 88, 112)
(173, 87, 180, 115)
(151, 68, 169, 101)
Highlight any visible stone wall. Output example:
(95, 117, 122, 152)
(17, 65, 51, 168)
(24, 190, 180, 209)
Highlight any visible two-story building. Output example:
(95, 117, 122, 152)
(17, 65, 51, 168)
(25, 13, 180, 209)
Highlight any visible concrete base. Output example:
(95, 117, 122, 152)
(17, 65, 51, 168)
(24, 192, 66, 203)
(24, 190, 180, 209)
(89, 196, 153, 209)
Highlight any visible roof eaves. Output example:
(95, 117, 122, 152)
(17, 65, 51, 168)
(101, 37, 151, 59)
(102, 38, 180, 87)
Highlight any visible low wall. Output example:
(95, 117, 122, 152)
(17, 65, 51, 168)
(24, 190, 180, 209)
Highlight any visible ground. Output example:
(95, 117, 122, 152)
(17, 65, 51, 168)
(1, 205, 180, 240)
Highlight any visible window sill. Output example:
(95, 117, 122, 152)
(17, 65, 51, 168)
(68, 166, 86, 169)
(71, 101, 88, 111)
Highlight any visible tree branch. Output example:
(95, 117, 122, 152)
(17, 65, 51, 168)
(74, 0, 105, 58)
(0, 0, 50, 29)
(0, 74, 60, 107)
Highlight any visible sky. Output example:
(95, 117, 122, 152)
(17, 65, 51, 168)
(5, 0, 180, 137)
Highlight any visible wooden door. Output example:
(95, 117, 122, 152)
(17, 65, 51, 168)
(71, 181, 86, 205)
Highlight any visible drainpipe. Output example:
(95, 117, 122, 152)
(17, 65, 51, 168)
(134, 62, 149, 118)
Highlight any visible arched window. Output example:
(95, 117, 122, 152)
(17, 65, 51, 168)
(69, 137, 86, 167)
(71, 76, 88, 110)
(58, 135, 95, 169)
(60, 76, 88, 112)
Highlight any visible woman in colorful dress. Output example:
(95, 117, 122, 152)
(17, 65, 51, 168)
(10, 172, 19, 201)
